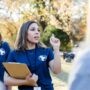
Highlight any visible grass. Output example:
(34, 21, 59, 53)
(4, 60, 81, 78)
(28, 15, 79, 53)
(52, 59, 73, 90)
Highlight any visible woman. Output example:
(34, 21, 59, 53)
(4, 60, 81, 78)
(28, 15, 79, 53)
(4, 21, 61, 90)
(0, 33, 11, 90)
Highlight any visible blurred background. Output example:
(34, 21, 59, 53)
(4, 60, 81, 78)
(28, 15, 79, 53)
(0, 0, 88, 90)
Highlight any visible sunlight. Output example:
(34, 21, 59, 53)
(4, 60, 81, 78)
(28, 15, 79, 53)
(0, 1, 20, 22)
(85, 0, 90, 45)
(11, 12, 20, 22)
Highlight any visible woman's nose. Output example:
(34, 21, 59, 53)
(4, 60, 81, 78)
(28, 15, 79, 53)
(35, 30, 40, 34)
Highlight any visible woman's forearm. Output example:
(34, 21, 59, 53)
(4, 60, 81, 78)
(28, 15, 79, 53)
(50, 49, 61, 74)
(4, 77, 27, 86)
(49, 34, 61, 74)
(4, 73, 37, 86)
(4, 77, 37, 86)
(53, 49, 61, 74)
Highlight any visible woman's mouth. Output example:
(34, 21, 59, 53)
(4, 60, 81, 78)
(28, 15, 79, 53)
(34, 36, 39, 40)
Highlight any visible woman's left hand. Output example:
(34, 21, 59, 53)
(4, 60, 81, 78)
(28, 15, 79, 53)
(50, 34, 60, 50)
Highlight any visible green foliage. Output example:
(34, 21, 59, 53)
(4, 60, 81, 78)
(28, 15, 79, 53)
(41, 25, 72, 51)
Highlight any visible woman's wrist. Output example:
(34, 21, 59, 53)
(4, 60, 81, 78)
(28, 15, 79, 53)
(53, 47, 59, 52)
(24, 79, 36, 86)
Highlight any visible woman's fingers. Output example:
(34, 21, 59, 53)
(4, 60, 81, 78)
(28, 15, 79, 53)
(50, 34, 60, 45)
(31, 74, 38, 82)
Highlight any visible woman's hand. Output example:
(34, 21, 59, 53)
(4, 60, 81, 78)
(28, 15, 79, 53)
(50, 34, 60, 51)
(25, 73, 38, 86)
(4, 72, 38, 86)
(49, 34, 61, 74)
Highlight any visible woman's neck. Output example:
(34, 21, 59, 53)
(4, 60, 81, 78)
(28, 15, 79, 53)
(27, 42, 36, 50)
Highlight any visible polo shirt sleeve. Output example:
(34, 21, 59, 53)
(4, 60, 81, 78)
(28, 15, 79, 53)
(4, 42, 10, 52)
(4, 42, 11, 58)
(47, 48, 54, 62)
(7, 50, 16, 62)
(1, 42, 11, 59)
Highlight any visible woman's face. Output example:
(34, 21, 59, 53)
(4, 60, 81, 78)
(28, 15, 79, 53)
(27, 23, 40, 44)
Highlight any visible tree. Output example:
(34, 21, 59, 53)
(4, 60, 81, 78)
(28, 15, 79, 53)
(41, 25, 71, 51)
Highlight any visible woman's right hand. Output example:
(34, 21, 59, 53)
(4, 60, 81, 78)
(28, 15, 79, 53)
(25, 73, 38, 86)
(4, 72, 38, 86)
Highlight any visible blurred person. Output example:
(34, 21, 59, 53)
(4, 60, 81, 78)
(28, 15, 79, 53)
(68, 0, 90, 90)
(4, 20, 61, 90)
(0, 33, 11, 90)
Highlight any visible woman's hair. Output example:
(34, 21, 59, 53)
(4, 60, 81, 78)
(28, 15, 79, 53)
(15, 20, 46, 50)
(0, 33, 3, 46)
(0, 33, 2, 41)
(15, 21, 37, 50)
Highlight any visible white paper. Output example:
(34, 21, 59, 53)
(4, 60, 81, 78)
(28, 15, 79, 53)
(34, 87, 41, 90)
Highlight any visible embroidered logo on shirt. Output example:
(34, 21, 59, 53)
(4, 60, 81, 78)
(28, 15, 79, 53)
(0, 48, 5, 55)
(38, 55, 47, 61)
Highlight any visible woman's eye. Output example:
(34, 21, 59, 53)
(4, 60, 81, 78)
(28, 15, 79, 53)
(30, 28, 35, 31)
(29, 28, 40, 32)
(38, 29, 40, 32)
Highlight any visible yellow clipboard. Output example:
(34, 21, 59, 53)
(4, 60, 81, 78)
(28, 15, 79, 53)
(3, 62, 32, 79)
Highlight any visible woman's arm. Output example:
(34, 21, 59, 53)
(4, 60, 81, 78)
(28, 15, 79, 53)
(49, 34, 61, 74)
(49, 49, 61, 74)
(4, 72, 38, 86)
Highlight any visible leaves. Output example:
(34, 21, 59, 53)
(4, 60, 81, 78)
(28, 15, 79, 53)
(41, 25, 70, 51)
(0, 0, 87, 50)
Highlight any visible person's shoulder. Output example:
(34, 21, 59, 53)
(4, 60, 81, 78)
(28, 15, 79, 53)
(78, 49, 90, 58)
(11, 49, 23, 53)
(42, 47, 53, 54)
(74, 49, 90, 64)
(1, 41, 10, 47)
(2, 41, 9, 45)
(9, 49, 22, 57)
(1, 41, 10, 48)
(12, 49, 28, 56)
(38, 47, 52, 51)
(46, 47, 53, 51)
(83, 49, 90, 55)
(10, 49, 16, 54)
(81, 49, 90, 59)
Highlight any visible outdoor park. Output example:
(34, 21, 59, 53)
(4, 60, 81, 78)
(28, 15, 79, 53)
(0, 0, 87, 90)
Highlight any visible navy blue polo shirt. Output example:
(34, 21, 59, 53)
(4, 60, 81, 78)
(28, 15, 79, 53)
(7, 47, 54, 90)
(0, 41, 10, 81)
